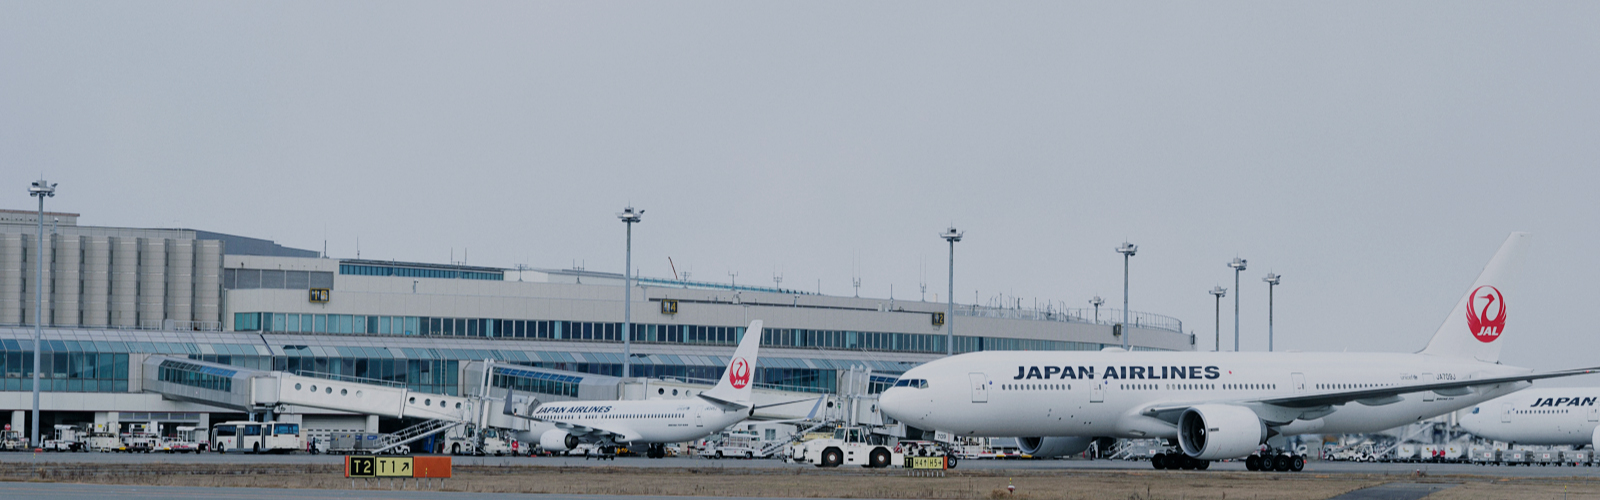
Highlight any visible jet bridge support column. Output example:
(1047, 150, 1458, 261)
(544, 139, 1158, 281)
(366, 415, 379, 433)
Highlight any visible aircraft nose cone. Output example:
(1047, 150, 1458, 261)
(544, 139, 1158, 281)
(879, 388, 913, 421)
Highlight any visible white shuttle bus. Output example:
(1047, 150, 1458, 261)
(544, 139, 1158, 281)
(211, 421, 304, 454)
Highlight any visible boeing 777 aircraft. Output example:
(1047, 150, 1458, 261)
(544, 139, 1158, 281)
(882, 233, 1599, 472)
(503, 320, 777, 458)
(1458, 388, 1600, 447)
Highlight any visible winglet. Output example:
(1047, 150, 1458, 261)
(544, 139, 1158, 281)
(699, 320, 763, 405)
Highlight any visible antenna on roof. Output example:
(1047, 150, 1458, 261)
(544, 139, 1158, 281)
(356, 237, 360, 259)
(668, 257, 680, 281)
(514, 263, 532, 282)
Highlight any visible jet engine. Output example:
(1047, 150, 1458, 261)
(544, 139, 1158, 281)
(1017, 437, 1095, 458)
(1178, 404, 1266, 460)
(539, 429, 580, 452)
(1591, 425, 1600, 452)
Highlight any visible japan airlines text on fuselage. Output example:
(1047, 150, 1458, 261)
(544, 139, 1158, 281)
(1459, 388, 1600, 446)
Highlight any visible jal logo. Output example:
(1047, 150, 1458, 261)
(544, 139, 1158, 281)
(1466, 285, 1507, 343)
(729, 357, 751, 389)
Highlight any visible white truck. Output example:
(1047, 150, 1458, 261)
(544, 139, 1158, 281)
(157, 426, 206, 453)
(1, 427, 25, 451)
(86, 423, 124, 452)
(44, 425, 88, 452)
(793, 427, 906, 468)
(121, 422, 160, 452)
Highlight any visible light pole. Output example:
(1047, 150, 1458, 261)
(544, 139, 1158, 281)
(1263, 273, 1281, 352)
(941, 227, 963, 355)
(1209, 286, 1227, 352)
(1089, 296, 1103, 323)
(1116, 242, 1137, 349)
(28, 178, 55, 447)
(617, 206, 643, 378)
(1227, 257, 1247, 351)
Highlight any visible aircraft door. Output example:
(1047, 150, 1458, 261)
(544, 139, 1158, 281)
(1589, 408, 1598, 423)
(1501, 403, 1513, 423)
(1291, 373, 1307, 393)
(1091, 382, 1105, 403)
(968, 373, 989, 403)
(695, 408, 704, 428)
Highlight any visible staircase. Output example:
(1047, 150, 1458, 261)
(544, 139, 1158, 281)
(371, 419, 463, 454)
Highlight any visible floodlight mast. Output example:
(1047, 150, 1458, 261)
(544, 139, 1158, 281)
(1115, 242, 1137, 350)
(1227, 257, 1247, 351)
(1263, 273, 1281, 352)
(28, 178, 56, 447)
(1208, 286, 1227, 352)
(1089, 295, 1103, 323)
(617, 207, 643, 378)
(940, 227, 963, 356)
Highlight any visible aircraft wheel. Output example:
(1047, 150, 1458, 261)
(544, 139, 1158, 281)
(1196, 459, 1210, 470)
(1290, 455, 1305, 472)
(1273, 455, 1291, 471)
(1245, 455, 1260, 471)
(1151, 453, 1167, 470)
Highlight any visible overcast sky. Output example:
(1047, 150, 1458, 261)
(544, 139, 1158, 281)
(3, 2, 1597, 382)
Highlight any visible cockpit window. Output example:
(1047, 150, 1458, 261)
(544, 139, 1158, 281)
(894, 378, 929, 389)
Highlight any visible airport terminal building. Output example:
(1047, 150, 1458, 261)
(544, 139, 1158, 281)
(0, 209, 1192, 435)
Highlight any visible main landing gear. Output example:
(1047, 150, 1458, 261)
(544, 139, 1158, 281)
(1245, 453, 1305, 472)
(1151, 452, 1210, 470)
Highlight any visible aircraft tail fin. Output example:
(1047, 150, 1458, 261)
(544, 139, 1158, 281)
(700, 320, 763, 405)
(1420, 233, 1530, 362)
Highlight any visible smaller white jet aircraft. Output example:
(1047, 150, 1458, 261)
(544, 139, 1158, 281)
(1459, 388, 1600, 448)
(504, 320, 768, 458)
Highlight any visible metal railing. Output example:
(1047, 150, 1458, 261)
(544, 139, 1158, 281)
(292, 370, 409, 389)
(954, 305, 1183, 334)
(0, 320, 222, 332)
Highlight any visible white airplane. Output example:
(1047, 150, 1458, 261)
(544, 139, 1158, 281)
(503, 320, 774, 458)
(881, 233, 1599, 472)
(1459, 388, 1600, 447)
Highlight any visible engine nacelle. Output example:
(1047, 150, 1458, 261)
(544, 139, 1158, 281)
(1178, 404, 1266, 460)
(1017, 437, 1094, 458)
(1591, 425, 1600, 452)
(539, 429, 580, 452)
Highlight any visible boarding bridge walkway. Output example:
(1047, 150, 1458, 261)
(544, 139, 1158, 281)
(142, 356, 475, 452)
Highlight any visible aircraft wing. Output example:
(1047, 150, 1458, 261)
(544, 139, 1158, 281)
(1257, 366, 1600, 408)
(1141, 366, 1600, 423)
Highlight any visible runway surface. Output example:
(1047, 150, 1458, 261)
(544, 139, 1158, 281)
(3, 451, 1598, 477)
(0, 482, 893, 500)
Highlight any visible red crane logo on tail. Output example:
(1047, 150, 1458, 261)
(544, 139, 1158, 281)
(1466, 285, 1506, 343)
(729, 358, 751, 389)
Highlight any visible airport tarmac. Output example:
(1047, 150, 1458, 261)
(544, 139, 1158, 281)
(4, 451, 1600, 478)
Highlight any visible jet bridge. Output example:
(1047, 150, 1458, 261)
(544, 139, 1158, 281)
(143, 356, 477, 452)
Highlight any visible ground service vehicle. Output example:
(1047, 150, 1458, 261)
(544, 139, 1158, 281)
(1, 427, 24, 451)
(121, 422, 159, 452)
(44, 425, 87, 452)
(85, 423, 123, 452)
(158, 426, 206, 453)
(794, 426, 912, 468)
(211, 421, 303, 453)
